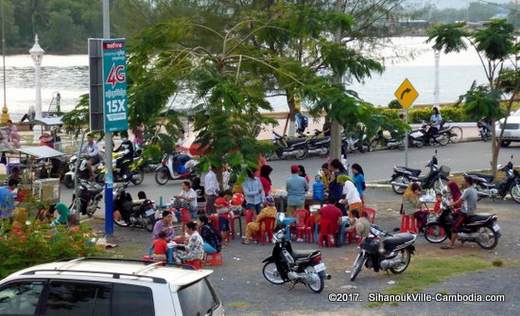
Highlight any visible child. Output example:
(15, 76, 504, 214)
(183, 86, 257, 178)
(313, 175, 325, 206)
(433, 192, 443, 214)
(215, 197, 231, 244)
(152, 231, 169, 262)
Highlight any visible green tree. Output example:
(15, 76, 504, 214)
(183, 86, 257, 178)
(62, 93, 88, 137)
(427, 19, 519, 176)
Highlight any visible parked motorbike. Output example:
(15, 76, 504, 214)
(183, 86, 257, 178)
(390, 150, 450, 194)
(350, 225, 416, 281)
(300, 129, 330, 158)
(342, 133, 369, 154)
(423, 198, 501, 249)
(262, 225, 331, 293)
(464, 155, 520, 204)
(267, 132, 308, 160)
(407, 128, 426, 148)
(154, 153, 198, 185)
(70, 179, 103, 217)
(412, 122, 450, 147)
(370, 129, 404, 151)
(113, 184, 156, 232)
(477, 119, 492, 142)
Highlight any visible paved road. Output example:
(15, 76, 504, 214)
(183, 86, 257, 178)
(61, 141, 519, 208)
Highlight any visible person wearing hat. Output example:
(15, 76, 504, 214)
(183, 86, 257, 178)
(243, 196, 277, 244)
(286, 165, 308, 216)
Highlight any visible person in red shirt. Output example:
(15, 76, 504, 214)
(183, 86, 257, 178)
(259, 165, 273, 196)
(152, 231, 169, 262)
(318, 203, 342, 246)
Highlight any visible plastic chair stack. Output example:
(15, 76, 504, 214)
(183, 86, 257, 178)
(400, 215, 418, 234)
(292, 209, 310, 242)
(209, 214, 220, 231)
(204, 252, 223, 266)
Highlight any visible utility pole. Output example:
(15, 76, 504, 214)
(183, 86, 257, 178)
(102, 0, 114, 237)
(1, 0, 10, 124)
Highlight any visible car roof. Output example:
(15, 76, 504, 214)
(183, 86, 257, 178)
(4, 258, 213, 289)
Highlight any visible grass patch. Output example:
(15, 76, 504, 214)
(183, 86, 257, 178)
(385, 255, 493, 295)
(227, 301, 252, 309)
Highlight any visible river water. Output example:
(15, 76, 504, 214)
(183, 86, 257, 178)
(0, 37, 488, 116)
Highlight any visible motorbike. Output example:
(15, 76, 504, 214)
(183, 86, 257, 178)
(300, 129, 330, 158)
(423, 198, 501, 249)
(97, 151, 145, 185)
(154, 153, 198, 185)
(390, 150, 450, 195)
(464, 155, 520, 204)
(70, 179, 103, 217)
(342, 133, 369, 154)
(350, 225, 416, 281)
(262, 225, 331, 293)
(267, 131, 308, 160)
(63, 154, 103, 189)
(370, 129, 404, 151)
(113, 184, 156, 232)
(477, 119, 492, 142)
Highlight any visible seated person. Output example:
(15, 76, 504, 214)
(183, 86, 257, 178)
(152, 211, 175, 241)
(346, 209, 370, 239)
(51, 203, 69, 227)
(151, 231, 170, 262)
(199, 215, 222, 254)
(215, 197, 230, 243)
(433, 192, 443, 214)
(242, 196, 277, 244)
(173, 221, 204, 263)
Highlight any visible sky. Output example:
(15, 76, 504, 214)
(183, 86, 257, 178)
(411, 0, 512, 9)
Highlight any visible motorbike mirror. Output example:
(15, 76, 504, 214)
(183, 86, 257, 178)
(496, 164, 502, 170)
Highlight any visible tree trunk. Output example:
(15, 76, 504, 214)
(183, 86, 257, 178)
(286, 91, 296, 137)
(330, 119, 343, 159)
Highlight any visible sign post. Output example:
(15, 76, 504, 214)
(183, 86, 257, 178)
(88, 37, 128, 237)
(394, 78, 419, 168)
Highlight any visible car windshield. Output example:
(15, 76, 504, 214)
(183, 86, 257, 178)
(177, 278, 219, 316)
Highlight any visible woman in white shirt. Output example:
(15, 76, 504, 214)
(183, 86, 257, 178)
(338, 175, 363, 217)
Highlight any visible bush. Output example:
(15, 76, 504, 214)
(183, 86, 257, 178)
(0, 220, 101, 278)
(388, 99, 402, 109)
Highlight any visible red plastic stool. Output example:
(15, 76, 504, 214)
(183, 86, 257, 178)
(363, 207, 376, 223)
(204, 252, 223, 266)
(209, 214, 220, 231)
(245, 209, 256, 225)
(183, 259, 203, 270)
(400, 215, 418, 233)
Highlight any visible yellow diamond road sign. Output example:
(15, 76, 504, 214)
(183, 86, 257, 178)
(394, 78, 419, 110)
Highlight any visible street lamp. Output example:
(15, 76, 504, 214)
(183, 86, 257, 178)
(29, 34, 44, 142)
(0, 0, 10, 124)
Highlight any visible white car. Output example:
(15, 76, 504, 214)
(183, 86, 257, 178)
(497, 109, 520, 147)
(0, 258, 224, 316)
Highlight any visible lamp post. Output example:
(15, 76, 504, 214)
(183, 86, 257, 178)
(29, 34, 44, 142)
(1, 0, 10, 124)
(433, 49, 440, 109)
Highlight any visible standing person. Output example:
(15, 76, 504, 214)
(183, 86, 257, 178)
(442, 176, 478, 250)
(132, 122, 145, 147)
(259, 165, 273, 196)
(328, 159, 347, 205)
(298, 165, 310, 184)
(199, 215, 222, 254)
(286, 165, 308, 215)
(6, 120, 20, 148)
(82, 133, 101, 165)
(204, 166, 219, 214)
(0, 185, 15, 219)
(242, 169, 264, 214)
(351, 164, 366, 201)
(176, 181, 198, 218)
(338, 175, 363, 217)
(318, 202, 343, 246)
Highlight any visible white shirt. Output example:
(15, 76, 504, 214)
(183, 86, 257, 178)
(204, 170, 219, 196)
(342, 180, 362, 205)
(179, 188, 198, 209)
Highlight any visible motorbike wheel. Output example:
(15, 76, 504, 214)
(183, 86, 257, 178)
(262, 262, 285, 285)
(392, 176, 409, 195)
(415, 140, 424, 148)
(510, 184, 520, 204)
(154, 167, 170, 185)
(63, 175, 74, 189)
(435, 134, 449, 146)
(144, 216, 155, 232)
(390, 249, 412, 274)
(350, 252, 366, 282)
(131, 169, 145, 185)
(295, 148, 308, 160)
(370, 139, 379, 152)
(449, 127, 463, 143)
(423, 223, 448, 243)
(476, 226, 499, 250)
(307, 272, 325, 294)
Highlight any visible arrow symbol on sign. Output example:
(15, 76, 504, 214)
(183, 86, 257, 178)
(400, 88, 412, 100)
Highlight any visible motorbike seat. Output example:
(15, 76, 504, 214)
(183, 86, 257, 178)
(395, 166, 421, 176)
(291, 249, 320, 259)
(383, 233, 415, 251)
(286, 138, 307, 146)
(466, 173, 494, 183)
(466, 213, 494, 225)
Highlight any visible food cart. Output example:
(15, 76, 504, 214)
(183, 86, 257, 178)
(5, 146, 65, 206)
